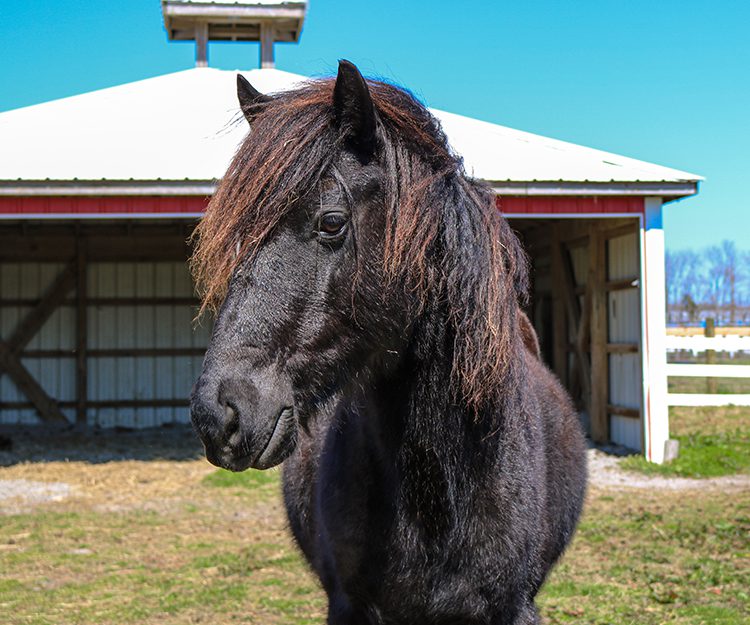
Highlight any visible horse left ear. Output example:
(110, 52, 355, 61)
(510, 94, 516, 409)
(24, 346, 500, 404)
(333, 60, 376, 160)
(237, 74, 271, 124)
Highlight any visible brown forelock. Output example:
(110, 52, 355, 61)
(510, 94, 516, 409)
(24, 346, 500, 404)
(190, 77, 527, 408)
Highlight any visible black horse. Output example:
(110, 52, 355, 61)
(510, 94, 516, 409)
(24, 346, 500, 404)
(190, 60, 587, 625)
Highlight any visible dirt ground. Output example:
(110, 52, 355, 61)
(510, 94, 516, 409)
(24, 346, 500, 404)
(0, 425, 747, 625)
(2, 425, 747, 515)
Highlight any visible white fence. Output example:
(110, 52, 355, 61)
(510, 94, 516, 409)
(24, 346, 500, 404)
(666, 334, 750, 407)
(665, 334, 750, 353)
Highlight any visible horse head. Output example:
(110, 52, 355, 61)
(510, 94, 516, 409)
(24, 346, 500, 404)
(189, 60, 527, 472)
(190, 61, 408, 471)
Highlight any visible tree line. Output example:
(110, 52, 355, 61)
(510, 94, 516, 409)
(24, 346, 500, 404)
(666, 241, 750, 325)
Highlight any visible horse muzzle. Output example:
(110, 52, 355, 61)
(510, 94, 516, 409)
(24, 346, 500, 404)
(190, 370, 297, 471)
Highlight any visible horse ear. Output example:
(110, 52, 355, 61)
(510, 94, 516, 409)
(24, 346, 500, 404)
(333, 60, 376, 160)
(237, 74, 271, 124)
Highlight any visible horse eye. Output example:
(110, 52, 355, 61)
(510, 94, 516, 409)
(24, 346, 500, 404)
(318, 212, 348, 238)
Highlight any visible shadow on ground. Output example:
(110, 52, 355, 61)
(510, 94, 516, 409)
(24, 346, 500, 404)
(0, 423, 204, 466)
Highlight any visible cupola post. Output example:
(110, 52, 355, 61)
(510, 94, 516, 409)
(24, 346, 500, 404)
(161, 1, 308, 69)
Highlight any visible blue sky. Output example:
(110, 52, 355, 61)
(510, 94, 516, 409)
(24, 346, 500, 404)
(1, 0, 748, 252)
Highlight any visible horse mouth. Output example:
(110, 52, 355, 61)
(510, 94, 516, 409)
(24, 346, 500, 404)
(253, 406, 296, 470)
(204, 406, 296, 472)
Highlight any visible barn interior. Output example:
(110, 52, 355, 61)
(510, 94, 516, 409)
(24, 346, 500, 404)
(0, 219, 209, 428)
(0, 215, 646, 453)
(510, 216, 643, 450)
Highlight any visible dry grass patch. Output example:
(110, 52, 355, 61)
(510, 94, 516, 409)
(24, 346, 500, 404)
(1, 424, 748, 624)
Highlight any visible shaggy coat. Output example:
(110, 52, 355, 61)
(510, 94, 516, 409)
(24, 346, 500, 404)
(190, 60, 588, 625)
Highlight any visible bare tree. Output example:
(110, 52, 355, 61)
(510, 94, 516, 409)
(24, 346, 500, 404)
(665, 249, 702, 321)
(705, 241, 740, 323)
(666, 243, 748, 325)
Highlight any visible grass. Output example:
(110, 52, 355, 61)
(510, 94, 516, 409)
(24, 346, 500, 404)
(538, 488, 750, 625)
(669, 376, 750, 395)
(622, 405, 750, 478)
(0, 409, 748, 624)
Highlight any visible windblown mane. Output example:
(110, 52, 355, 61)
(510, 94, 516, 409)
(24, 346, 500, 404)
(191, 77, 528, 407)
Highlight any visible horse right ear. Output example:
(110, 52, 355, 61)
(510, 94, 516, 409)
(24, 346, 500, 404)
(237, 74, 271, 124)
(333, 60, 377, 161)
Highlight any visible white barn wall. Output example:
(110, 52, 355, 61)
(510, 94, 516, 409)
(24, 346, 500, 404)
(0, 260, 209, 427)
(608, 232, 642, 451)
(1, 262, 77, 424)
(87, 261, 209, 427)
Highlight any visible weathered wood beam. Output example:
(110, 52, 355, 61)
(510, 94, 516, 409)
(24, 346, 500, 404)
(607, 404, 640, 419)
(550, 228, 568, 386)
(0, 262, 77, 424)
(0, 297, 200, 308)
(556, 234, 592, 407)
(76, 241, 88, 425)
(0, 343, 68, 423)
(606, 342, 639, 354)
(9, 262, 76, 355)
(20, 347, 206, 359)
(589, 224, 609, 443)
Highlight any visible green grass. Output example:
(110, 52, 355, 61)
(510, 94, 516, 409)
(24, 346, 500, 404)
(3, 489, 747, 625)
(1, 407, 748, 625)
(202, 467, 281, 489)
(201, 466, 283, 502)
(538, 488, 750, 625)
(669, 376, 750, 394)
(622, 430, 750, 478)
(621, 406, 750, 478)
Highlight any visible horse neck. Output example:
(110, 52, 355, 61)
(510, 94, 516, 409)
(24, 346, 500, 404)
(364, 303, 524, 484)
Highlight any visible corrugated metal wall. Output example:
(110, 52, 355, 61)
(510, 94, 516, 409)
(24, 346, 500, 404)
(608, 232, 642, 450)
(0, 261, 210, 427)
(1, 262, 75, 424)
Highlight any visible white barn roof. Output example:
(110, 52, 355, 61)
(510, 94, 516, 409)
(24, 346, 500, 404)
(0, 68, 701, 196)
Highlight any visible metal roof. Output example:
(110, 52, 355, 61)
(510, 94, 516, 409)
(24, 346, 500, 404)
(0, 67, 702, 196)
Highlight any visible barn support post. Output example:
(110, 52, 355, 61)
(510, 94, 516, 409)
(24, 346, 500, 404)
(75, 238, 88, 425)
(589, 224, 609, 443)
(195, 22, 209, 67)
(556, 236, 591, 411)
(260, 22, 275, 69)
(550, 227, 568, 387)
(640, 198, 669, 463)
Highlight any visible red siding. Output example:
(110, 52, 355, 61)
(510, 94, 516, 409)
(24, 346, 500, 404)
(0, 195, 642, 217)
(0, 196, 209, 216)
(498, 196, 644, 215)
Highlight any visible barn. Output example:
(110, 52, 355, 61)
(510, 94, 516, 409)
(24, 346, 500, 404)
(0, 1, 701, 463)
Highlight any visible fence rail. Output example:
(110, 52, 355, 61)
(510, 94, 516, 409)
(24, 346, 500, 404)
(665, 335, 750, 352)
(666, 363, 750, 378)
(667, 393, 750, 407)
(666, 325, 750, 407)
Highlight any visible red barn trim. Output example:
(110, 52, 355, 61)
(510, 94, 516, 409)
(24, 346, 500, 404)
(0, 195, 643, 218)
(498, 196, 643, 215)
(0, 196, 209, 217)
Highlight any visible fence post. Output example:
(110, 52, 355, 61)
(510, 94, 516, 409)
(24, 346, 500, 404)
(705, 318, 717, 394)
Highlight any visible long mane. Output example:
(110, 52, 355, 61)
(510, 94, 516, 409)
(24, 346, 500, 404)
(191, 77, 528, 408)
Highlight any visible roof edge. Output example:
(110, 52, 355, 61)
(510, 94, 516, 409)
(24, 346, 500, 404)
(488, 180, 700, 198)
(0, 180, 217, 196)
(0, 179, 700, 198)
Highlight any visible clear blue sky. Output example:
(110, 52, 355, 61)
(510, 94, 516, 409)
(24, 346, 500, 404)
(1, 0, 748, 252)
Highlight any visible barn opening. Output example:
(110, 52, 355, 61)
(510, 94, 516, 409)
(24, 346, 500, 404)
(511, 216, 642, 451)
(0, 218, 209, 428)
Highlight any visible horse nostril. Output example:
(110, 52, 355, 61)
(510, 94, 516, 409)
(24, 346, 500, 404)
(223, 403, 240, 437)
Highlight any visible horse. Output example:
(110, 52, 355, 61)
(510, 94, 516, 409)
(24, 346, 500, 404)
(189, 60, 587, 625)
